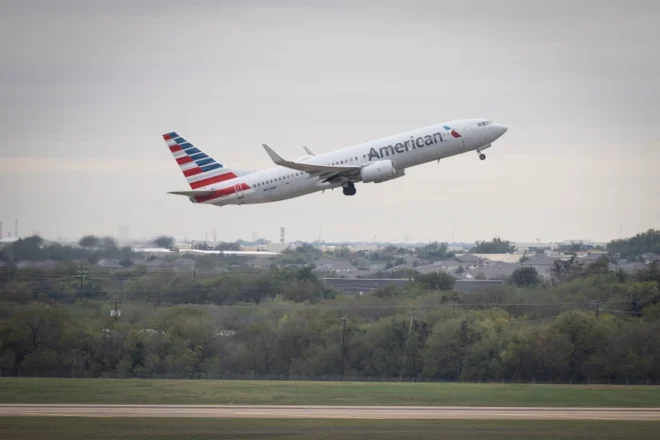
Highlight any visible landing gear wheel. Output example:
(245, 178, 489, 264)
(342, 182, 357, 196)
(479, 153, 486, 161)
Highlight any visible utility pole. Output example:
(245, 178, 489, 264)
(340, 317, 347, 378)
(399, 313, 416, 382)
(119, 277, 127, 297)
(412, 312, 416, 382)
(76, 265, 87, 300)
(596, 300, 601, 320)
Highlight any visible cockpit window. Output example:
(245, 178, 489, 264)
(477, 121, 492, 127)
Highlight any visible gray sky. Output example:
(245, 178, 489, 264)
(1, 0, 658, 244)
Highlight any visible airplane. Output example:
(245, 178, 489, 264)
(163, 119, 507, 206)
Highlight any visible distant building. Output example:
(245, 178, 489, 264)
(469, 262, 521, 280)
(415, 260, 462, 275)
(97, 259, 123, 270)
(15, 260, 58, 270)
(312, 258, 357, 275)
(146, 258, 168, 272)
(245, 257, 275, 269)
(455, 254, 483, 270)
(170, 258, 197, 271)
(616, 261, 648, 273)
(471, 254, 522, 264)
(521, 255, 563, 278)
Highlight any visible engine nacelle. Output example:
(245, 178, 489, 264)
(360, 160, 405, 183)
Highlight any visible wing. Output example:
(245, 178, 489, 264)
(262, 144, 360, 175)
(168, 190, 216, 197)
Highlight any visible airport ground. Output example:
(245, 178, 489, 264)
(1, 418, 660, 440)
(1, 379, 659, 439)
(1, 378, 660, 407)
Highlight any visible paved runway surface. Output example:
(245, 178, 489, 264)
(1, 405, 660, 420)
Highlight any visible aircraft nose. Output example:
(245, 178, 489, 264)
(491, 123, 508, 140)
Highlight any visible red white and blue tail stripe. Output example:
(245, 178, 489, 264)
(163, 132, 237, 189)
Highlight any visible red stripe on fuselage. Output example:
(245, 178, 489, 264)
(183, 167, 203, 177)
(189, 172, 238, 189)
(176, 156, 193, 165)
(194, 182, 250, 203)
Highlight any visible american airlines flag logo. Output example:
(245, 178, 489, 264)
(163, 132, 238, 190)
(443, 125, 462, 138)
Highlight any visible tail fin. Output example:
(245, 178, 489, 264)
(163, 132, 237, 189)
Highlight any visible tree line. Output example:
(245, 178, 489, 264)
(1, 264, 659, 382)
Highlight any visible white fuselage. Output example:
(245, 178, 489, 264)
(192, 118, 506, 206)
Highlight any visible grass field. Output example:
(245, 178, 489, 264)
(1, 418, 658, 439)
(1, 378, 659, 407)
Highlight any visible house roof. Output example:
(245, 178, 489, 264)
(471, 253, 521, 263)
(313, 258, 356, 270)
(456, 254, 483, 263)
(368, 263, 388, 271)
(616, 262, 648, 273)
(578, 253, 606, 262)
(97, 258, 122, 269)
(470, 262, 521, 279)
(386, 263, 413, 272)
(146, 258, 167, 267)
(16, 260, 58, 270)
(352, 257, 371, 267)
(170, 258, 197, 267)
(245, 257, 274, 267)
(522, 255, 560, 266)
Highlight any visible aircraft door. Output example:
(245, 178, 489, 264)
(461, 122, 477, 150)
(234, 183, 245, 204)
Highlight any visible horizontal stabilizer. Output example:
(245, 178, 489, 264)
(168, 190, 216, 197)
(262, 144, 359, 173)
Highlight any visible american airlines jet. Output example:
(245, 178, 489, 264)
(163, 119, 507, 206)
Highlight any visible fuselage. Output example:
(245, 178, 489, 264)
(179, 118, 507, 206)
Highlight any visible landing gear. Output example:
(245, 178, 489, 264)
(479, 153, 486, 161)
(342, 182, 357, 196)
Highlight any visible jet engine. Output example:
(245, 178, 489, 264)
(360, 160, 405, 183)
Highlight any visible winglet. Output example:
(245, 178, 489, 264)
(303, 146, 316, 156)
(262, 144, 286, 165)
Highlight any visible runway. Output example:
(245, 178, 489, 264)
(1, 405, 660, 420)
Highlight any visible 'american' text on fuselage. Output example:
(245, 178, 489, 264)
(368, 132, 444, 160)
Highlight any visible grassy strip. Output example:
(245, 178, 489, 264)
(1, 378, 660, 407)
(1, 418, 659, 440)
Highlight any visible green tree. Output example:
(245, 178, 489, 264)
(470, 237, 516, 254)
(417, 242, 453, 261)
(79, 235, 100, 248)
(607, 229, 660, 259)
(510, 267, 540, 287)
(153, 236, 175, 249)
(214, 241, 241, 251)
(414, 272, 456, 291)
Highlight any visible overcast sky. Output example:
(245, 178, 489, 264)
(1, 0, 658, 244)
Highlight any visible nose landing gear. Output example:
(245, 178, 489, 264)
(479, 153, 486, 161)
(342, 182, 357, 196)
